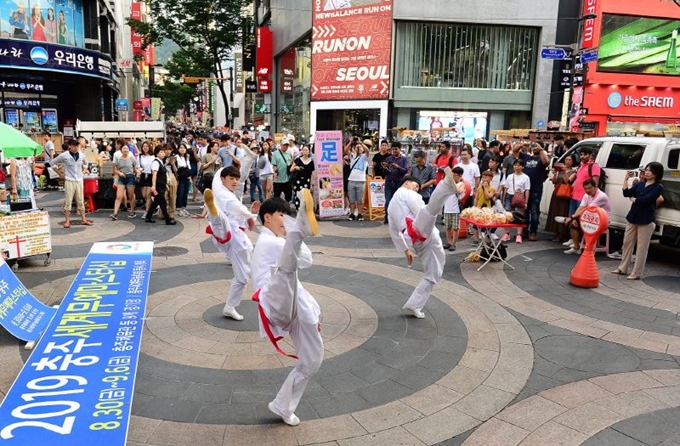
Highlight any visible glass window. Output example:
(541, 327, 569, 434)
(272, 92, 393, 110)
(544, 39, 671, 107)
(394, 21, 539, 90)
(562, 141, 603, 165)
(605, 144, 647, 170)
(668, 149, 680, 169)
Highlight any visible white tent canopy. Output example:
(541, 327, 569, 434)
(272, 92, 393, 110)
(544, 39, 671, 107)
(75, 120, 166, 139)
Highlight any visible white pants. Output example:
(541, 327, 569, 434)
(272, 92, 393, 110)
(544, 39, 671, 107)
(403, 178, 450, 312)
(268, 222, 324, 418)
(227, 248, 251, 308)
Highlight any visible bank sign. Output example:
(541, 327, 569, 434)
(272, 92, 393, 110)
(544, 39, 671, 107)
(0, 39, 113, 81)
(311, 0, 393, 100)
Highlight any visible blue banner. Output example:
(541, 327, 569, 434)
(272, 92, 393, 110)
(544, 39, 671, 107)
(0, 242, 154, 446)
(0, 258, 57, 342)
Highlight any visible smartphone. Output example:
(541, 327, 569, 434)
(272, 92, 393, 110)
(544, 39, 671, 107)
(627, 170, 635, 178)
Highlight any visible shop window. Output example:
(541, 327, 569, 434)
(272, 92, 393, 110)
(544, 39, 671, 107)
(605, 144, 647, 170)
(668, 149, 680, 169)
(395, 21, 539, 91)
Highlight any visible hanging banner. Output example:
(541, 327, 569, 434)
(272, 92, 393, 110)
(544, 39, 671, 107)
(130, 2, 143, 57)
(242, 18, 256, 72)
(314, 130, 345, 218)
(234, 52, 244, 92)
(311, 0, 393, 100)
(0, 242, 154, 446)
(0, 258, 57, 342)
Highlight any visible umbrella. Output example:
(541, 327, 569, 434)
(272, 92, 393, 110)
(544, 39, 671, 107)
(0, 122, 42, 158)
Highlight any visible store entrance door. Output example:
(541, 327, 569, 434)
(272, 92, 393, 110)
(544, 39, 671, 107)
(316, 108, 381, 138)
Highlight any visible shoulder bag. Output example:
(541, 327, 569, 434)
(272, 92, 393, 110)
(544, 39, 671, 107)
(511, 176, 526, 208)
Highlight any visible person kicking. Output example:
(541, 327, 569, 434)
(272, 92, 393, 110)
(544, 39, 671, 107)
(251, 189, 322, 426)
(204, 166, 260, 321)
(387, 167, 457, 318)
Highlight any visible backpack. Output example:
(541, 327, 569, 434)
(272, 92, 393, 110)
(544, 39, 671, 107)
(481, 242, 507, 262)
(588, 163, 606, 191)
(436, 153, 455, 169)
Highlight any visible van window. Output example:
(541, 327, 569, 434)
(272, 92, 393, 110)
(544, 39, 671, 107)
(559, 141, 603, 166)
(668, 149, 680, 169)
(604, 144, 647, 170)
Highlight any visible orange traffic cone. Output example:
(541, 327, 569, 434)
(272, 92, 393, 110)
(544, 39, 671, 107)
(458, 219, 468, 239)
(570, 207, 609, 288)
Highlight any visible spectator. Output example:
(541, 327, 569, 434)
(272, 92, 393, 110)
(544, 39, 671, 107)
(164, 143, 179, 219)
(257, 140, 275, 199)
(146, 144, 176, 225)
(520, 142, 550, 241)
(410, 150, 436, 204)
(474, 138, 488, 163)
(248, 141, 264, 203)
(372, 140, 390, 178)
(480, 140, 501, 173)
(443, 166, 466, 251)
(545, 153, 575, 242)
(199, 141, 221, 194)
(473, 170, 498, 242)
(552, 134, 566, 158)
(175, 143, 192, 217)
(217, 134, 241, 169)
(49, 139, 92, 228)
(382, 141, 409, 224)
(568, 147, 601, 220)
(457, 146, 480, 208)
(433, 141, 457, 184)
(613, 162, 665, 279)
(347, 142, 368, 220)
(139, 141, 155, 219)
(562, 178, 612, 255)
(501, 159, 530, 243)
(272, 140, 293, 202)
(290, 145, 315, 210)
(110, 144, 141, 220)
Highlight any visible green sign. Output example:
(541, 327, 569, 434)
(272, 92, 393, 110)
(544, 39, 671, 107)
(281, 104, 294, 114)
(254, 103, 269, 113)
(598, 14, 680, 76)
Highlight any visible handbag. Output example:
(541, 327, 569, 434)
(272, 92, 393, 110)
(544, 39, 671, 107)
(177, 166, 191, 179)
(510, 177, 526, 208)
(555, 183, 573, 199)
(288, 163, 299, 185)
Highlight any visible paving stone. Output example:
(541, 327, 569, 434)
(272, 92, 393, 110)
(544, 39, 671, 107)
(462, 417, 530, 446)
(308, 393, 373, 419)
(404, 406, 480, 445)
(194, 403, 258, 425)
(135, 397, 203, 423)
(519, 420, 589, 446)
(317, 372, 371, 395)
(351, 401, 422, 433)
(582, 428, 648, 446)
(356, 379, 412, 405)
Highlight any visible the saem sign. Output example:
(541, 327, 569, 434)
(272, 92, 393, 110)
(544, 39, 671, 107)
(311, 0, 393, 101)
(585, 85, 680, 118)
(582, 0, 597, 49)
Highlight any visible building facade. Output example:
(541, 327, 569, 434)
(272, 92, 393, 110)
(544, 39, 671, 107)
(262, 0, 559, 142)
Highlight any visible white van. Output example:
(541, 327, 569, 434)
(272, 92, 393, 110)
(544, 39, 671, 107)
(541, 137, 680, 248)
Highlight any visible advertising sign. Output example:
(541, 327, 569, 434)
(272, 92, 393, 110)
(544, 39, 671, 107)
(115, 99, 128, 112)
(0, 0, 84, 48)
(42, 108, 57, 132)
(0, 211, 51, 260)
(242, 17, 256, 72)
(312, 0, 393, 101)
(417, 111, 487, 141)
(0, 80, 44, 91)
(584, 85, 680, 118)
(598, 14, 680, 76)
(234, 51, 243, 92)
(368, 179, 385, 208)
(4, 107, 17, 126)
(130, 2, 142, 57)
(0, 242, 153, 446)
(22, 110, 39, 131)
(256, 27, 272, 78)
(0, 39, 112, 80)
(0, 258, 56, 342)
(582, 0, 597, 50)
(314, 130, 345, 218)
(150, 97, 161, 120)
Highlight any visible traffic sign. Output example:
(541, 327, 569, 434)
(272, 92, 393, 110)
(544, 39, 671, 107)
(541, 47, 571, 60)
(581, 49, 599, 64)
(537, 120, 545, 128)
(182, 76, 200, 84)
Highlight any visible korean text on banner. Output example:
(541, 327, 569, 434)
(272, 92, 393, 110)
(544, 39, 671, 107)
(0, 258, 57, 342)
(314, 131, 345, 218)
(0, 211, 51, 260)
(368, 179, 386, 208)
(0, 242, 154, 446)
(312, 0, 394, 101)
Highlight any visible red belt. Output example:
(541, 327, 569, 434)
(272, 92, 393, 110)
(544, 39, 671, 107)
(252, 289, 298, 359)
(205, 225, 231, 244)
(405, 217, 426, 244)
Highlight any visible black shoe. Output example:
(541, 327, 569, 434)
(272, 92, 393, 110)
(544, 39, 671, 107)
(145, 219, 156, 223)
(348, 214, 355, 221)
(165, 219, 177, 225)
(448, 245, 456, 251)
(357, 214, 364, 221)
(443, 243, 451, 249)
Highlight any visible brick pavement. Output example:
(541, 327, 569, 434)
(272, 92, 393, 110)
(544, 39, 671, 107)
(1, 190, 679, 445)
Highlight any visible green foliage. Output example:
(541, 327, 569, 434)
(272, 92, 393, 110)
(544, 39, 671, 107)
(151, 82, 194, 116)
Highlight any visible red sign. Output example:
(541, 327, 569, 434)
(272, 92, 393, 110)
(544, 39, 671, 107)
(281, 48, 295, 79)
(581, 0, 597, 49)
(144, 45, 155, 66)
(130, 2, 143, 56)
(312, 0, 393, 101)
(133, 100, 143, 110)
(282, 79, 293, 93)
(584, 85, 680, 119)
(256, 27, 273, 78)
(258, 78, 272, 93)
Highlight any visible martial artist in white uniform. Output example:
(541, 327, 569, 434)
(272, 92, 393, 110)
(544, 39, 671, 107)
(206, 166, 259, 320)
(234, 143, 258, 202)
(387, 167, 457, 318)
(251, 190, 322, 426)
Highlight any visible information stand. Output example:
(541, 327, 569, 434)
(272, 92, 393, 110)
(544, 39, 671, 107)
(365, 176, 386, 221)
(0, 210, 52, 271)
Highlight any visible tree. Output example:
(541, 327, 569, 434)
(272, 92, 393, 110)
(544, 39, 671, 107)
(151, 50, 209, 117)
(129, 0, 249, 127)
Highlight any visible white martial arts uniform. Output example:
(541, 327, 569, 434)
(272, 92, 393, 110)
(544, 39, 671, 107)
(209, 169, 256, 309)
(251, 224, 323, 419)
(387, 178, 456, 312)
(234, 146, 257, 202)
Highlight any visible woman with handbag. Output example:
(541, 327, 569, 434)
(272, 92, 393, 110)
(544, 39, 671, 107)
(501, 159, 530, 243)
(545, 154, 575, 242)
(110, 144, 141, 220)
(199, 141, 221, 194)
(289, 145, 315, 210)
(258, 141, 275, 200)
(175, 143, 192, 217)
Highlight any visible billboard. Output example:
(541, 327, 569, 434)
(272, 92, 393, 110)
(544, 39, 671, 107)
(417, 111, 487, 141)
(0, 0, 84, 48)
(597, 14, 680, 76)
(311, 0, 393, 101)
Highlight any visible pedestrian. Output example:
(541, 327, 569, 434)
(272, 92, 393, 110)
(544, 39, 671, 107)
(387, 167, 457, 318)
(545, 153, 575, 242)
(562, 179, 611, 255)
(251, 190, 321, 426)
(205, 166, 259, 320)
(110, 144, 141, 220)
(49, 139, 92, 228)
(272, 140, 293, 202)
(520, 142, 550, 241)
(145, 144, 176, 225)
(42, 132, 58, 189)
(501, 159, 530, 243)
(165, 143, 179, 219)
(175, 143, 192, 218)
(371, 139, 390, 178)
(290, 144, 315, 210)
(139, 141, 155, 219)
(249, 142, 264, 203)
(410, 150, 436, 204)
(258, 140, 275, 200)
(346, 141, 368, 220)
(199, 141, 221, 194)
(383, 141, 409, 224)
(613, 162, 665, 280)
(443, 166, 467, 251)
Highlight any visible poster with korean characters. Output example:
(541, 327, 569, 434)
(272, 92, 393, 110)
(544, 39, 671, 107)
(0, 241, 153, 445)
(314, 130, 345, 218)
(0, 210, 51, 260)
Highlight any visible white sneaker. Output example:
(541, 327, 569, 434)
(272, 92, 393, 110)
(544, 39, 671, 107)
(490, 233, 499, 241)
(141, 211, 147, 219)
(268, 402, 300, 426)
(403, 305, 425, 319)
(222, 306, 244, 321)
(564, 248, 581, 255)
(554, 216, 566, 224)
(295, 189, 319, 237)
(562, 239, 574, 247)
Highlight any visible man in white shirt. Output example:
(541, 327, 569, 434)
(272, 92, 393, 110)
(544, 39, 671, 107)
(287, 137, 301, 159)
(458, 146, 480, 207)
(206, 166, 259, 321)
(387, 167, 457, 318)
(50, 139, 92, 228)
(42, 132, 56, 189)
(251, 189, 321, 426)
(562, 178, 612, 255)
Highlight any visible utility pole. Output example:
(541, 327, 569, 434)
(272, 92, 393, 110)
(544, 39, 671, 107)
(229, 66, 234, 129)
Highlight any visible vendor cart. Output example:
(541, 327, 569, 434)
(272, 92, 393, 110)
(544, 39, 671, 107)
(0, 210, 52, 272)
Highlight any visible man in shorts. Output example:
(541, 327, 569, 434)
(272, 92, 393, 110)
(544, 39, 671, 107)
(50, 139, 92, 228)
(443, 166, 467, 251)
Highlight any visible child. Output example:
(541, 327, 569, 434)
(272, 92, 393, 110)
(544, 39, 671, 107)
(443, 166, 467, 251)
(502, 159, 530, 243)
(387, 167, 458, 318)
(473, 170, 497, 242)
(251, 189, 322, 426)
(205, 166, 259, 320)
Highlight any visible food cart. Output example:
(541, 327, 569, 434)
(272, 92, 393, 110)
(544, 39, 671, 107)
(0, 122, 52, 271)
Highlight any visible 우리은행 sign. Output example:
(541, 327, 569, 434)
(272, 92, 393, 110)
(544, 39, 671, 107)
(0, 242, 153, 445)
(314, 131, 345, 218)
